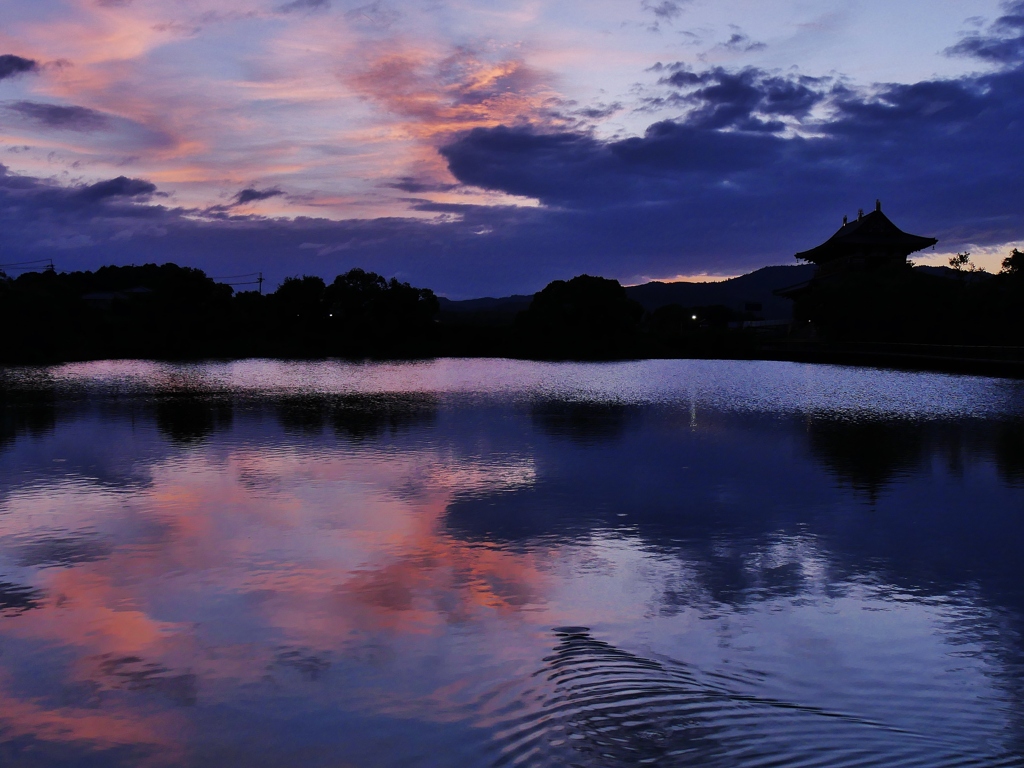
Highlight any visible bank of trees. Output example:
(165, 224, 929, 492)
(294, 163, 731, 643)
(792, 250, 1024, 345)
(0, 264, 757, 363)
(4, 250, 1024, 364)
(0, 264, 441, 362)
(250, 268, 441, 357)
(0, 263, 232, 361)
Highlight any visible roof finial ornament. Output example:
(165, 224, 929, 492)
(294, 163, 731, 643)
(858, 209, 863, 220)
(876, 199, 881, 212)
(843, 215, 848, 226)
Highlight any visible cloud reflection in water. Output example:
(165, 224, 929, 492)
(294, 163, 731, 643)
(0, 359, 1021, 766)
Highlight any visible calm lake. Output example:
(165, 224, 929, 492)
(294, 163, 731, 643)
(0, 358, 1023, 767)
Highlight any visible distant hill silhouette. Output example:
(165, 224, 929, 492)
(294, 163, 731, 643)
(440, 265, 817, 323)
(437, 294, 533, 325)
(625, 265, 815, 318)
(439, 264, 995, 325)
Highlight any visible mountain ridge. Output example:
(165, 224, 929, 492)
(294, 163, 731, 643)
(439, 264, 817, 321)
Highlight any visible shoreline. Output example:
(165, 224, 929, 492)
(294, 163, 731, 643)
(5, 342, 1024, 379)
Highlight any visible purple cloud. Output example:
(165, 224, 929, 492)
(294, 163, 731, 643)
(0, 55, 38, 81)
(77, 176, 158, 204)
(641, 0, 689, 21)
(0, 8, 1023, 298)
(947, 0, 1024, 64)
(5, 101, 110, 131)
(233, 187, 285, 206)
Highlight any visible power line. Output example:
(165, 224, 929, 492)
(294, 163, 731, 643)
(212, 271, 264, 294)
(0, 258, 53, 269)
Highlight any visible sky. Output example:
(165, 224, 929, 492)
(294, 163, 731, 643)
(1, 0, 1023, 297)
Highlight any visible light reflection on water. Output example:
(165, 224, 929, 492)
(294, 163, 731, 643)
(0, 359, 1022, 767)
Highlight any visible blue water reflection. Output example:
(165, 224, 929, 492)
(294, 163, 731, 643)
(0, 359, 1022, 766)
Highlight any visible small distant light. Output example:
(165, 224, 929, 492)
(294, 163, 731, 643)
(691, 314, 697, 320)
(329, 313, 333, 317)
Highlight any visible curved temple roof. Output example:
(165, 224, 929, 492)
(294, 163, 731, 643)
(795, 203, 938, 264)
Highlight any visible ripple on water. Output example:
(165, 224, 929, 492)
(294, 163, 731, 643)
(463, 628, 1023, 768)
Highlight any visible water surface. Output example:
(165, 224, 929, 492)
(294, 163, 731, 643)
(1, 359, 1023, 767)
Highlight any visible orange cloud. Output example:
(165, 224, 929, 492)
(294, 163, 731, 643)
(347, 44, 564, 142)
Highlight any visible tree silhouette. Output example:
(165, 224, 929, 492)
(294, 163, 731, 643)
(1002, 248, 1024, 276)
(517, 274, 644, 359)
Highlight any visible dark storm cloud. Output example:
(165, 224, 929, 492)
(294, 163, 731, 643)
(0, 165, 161, 219)
(437, 51, 1024, 277)
(829, 78, 986, 131)
(441, 121, 785, 205)
(233, 187, 285, 205)
(386, 176, 458, 193)
(5, 101, 110, 131)
(649, 65, 831, 130)
(946, 0, 1024, 63)
(0, 55, 38, 81)
(76, 176, 158, 204)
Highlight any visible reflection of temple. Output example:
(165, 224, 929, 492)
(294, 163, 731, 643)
(778, 201, 937, 297)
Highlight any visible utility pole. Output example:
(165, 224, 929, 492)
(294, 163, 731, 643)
(258, 272, 264, 295)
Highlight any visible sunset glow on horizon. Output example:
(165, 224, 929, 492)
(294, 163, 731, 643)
(2, 0, 1023, 295)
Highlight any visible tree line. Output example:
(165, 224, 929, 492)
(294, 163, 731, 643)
(792, 248, 1024, 345)
(0, 265, 443, 362)
(2, 250, 1024, 364)
(0, 263, 757, 363)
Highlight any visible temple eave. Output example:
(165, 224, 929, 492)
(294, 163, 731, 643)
(795, 236, 938, 264)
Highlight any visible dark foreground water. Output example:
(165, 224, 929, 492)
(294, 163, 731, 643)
(1, 359, 1023, 767)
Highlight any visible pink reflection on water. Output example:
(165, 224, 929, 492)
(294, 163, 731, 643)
(0, 437, 548, 759)
(0, 359, 1021, 765)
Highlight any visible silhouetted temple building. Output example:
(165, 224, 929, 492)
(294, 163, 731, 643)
(796, 200, 937, 275)
(777, 201, 937, 300)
